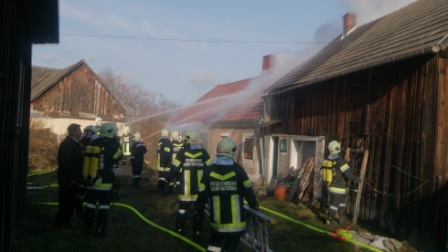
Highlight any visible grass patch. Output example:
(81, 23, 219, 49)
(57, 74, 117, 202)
(20, 167, 415, 252)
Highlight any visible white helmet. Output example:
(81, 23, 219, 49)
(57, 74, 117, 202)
(328, 140, 341, 154)
(171, 130, 180, 141)
(183, 130, 198, 143)
(95, 117, 103, 126)
(123, 126, 130, 135)
(133, 132, 141, 141)
(217, 137, 237, 159)
(161, 128, 170, 138)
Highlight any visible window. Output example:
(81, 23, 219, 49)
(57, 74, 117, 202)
(280, 139, 288, 153)
(244, 136, 254, 160)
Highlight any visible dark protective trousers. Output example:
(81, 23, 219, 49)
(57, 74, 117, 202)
(207, 230, 244, 252)
(84, 188, 113, 231)
(176, 201, 200, 234)
(55, 183, 77, 228)
(131, 158, 144, 186)
(327, 191, 347, 222)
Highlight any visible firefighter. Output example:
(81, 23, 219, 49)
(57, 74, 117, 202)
(94, 117, 103, 131)
(75, 125, 99, 218)
(170, 129, 213, 237)
(121, 126, 132, 165)
(130, 132, 147, 188)
(195, 137, 259, 251)
(79, 125, 98, 147)
(83, 122, 123, 237)
(157, 128, 171, 194)
(325, 140, 360, 226)
(54, 123, 83, 229)
(169, 130, 183, 193)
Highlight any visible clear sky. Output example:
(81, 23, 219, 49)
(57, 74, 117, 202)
(32, 0, 416, 106)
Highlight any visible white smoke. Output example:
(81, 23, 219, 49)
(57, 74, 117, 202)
(155, 0, 420, 138)
(339, 0, 418, 26)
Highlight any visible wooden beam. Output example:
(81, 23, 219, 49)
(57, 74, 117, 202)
(352, 150, 369, 225)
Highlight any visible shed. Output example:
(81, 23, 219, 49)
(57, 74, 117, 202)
(264, 0, 448, 250)
(31, 60, 126, 137)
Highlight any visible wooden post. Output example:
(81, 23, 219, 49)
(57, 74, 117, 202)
(352, 150, 369, 225)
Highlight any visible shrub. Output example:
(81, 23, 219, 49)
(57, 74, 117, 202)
(28, 119, 58, 172)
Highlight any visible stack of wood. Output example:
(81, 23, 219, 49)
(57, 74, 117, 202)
(286, 156, 315, 202)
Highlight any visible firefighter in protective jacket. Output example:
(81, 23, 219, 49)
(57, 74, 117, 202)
(82, 122, 123, 237)
(170, 129, 212, 237)
(195, 137, 259, 252)
(169, 130, 183, 193)
(120, 126, 132, 165)
(157, 128, 172, 193)
(325, 140, 360, 225)
(130, 132, 147, 187)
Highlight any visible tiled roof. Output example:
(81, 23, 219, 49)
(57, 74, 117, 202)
(171, 78, 264, 126)
(268, 0, 448, 93)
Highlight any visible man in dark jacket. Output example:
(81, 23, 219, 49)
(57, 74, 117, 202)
(195, 137, 258, 251)
(54, 123, 83, 229)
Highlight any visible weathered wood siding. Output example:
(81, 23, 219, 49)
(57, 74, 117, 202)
(266, 55, 447, 251)
(31, 64, 123, 119)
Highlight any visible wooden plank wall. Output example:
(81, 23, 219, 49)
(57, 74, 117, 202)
(267, 55, 447, 251)
(32, 65, 123, 119)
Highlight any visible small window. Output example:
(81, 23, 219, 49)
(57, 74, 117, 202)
(244, 136, 254, 160)
(280, 139, 288, 153)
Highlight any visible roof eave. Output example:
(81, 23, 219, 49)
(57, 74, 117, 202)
(265, 46, 438, 97)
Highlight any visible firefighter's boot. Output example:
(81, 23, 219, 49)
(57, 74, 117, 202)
(338, 210, 348, 225)
(193, 213, 202, 241)
(176, 213, 186, 234)
(95, 224, 109, 238)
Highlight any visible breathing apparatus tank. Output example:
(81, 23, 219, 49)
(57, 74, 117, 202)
(82, 145, 92, 177)
(82, 145, 101, 182)
(322, 160, 334, 183)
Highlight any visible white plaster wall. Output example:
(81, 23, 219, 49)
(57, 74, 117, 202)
(31, 117, 125, 143)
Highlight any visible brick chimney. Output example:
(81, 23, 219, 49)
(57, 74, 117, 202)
(262, 55, 273, 71)
(342, 12, 357, 37)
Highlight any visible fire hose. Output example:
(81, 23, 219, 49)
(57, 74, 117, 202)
(37, 201, 381, 252)
(37, 202, 206, 252)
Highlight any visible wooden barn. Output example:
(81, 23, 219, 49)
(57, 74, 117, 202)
(0, 0, 59, 251)
(169, 55, 275, 182)
(31, 60, 127, 137)
(263, 0, 448, 250)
